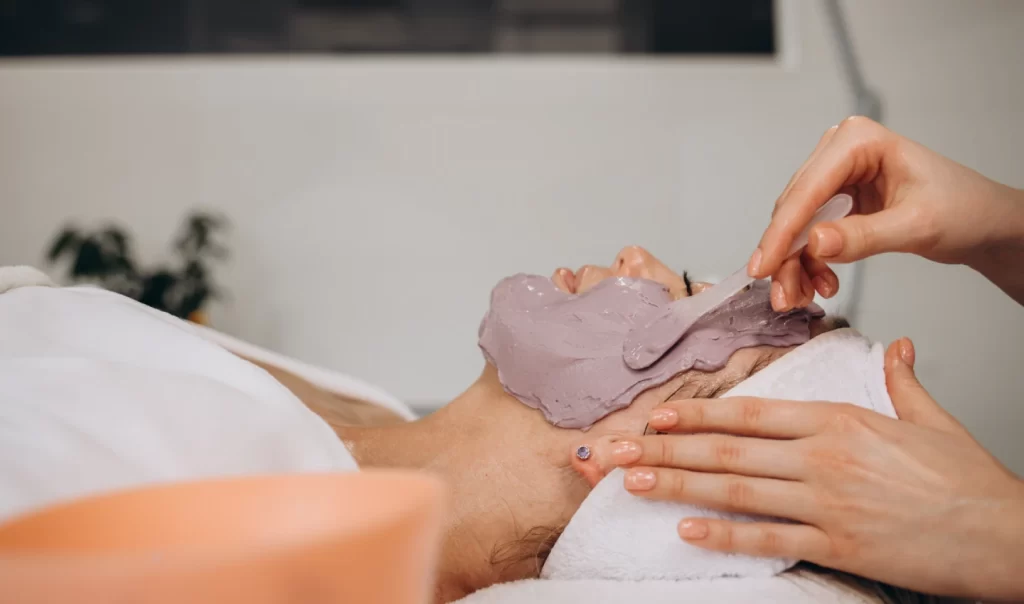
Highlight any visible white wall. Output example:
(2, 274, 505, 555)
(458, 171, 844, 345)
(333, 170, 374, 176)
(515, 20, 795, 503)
(2, 1, 1023, 471)
(841, 0, 1024, 474)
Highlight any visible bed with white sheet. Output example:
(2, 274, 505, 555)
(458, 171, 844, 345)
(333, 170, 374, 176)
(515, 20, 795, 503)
(0, 266, 893, 603)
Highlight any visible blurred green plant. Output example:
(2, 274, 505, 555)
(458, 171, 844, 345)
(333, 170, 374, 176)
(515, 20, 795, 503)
(46, 212, 229, 320)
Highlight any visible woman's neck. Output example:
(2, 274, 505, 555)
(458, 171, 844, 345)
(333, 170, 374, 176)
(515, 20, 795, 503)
(337, 375, 574, 602)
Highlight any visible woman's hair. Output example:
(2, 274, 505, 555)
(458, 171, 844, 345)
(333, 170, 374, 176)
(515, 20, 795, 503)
(491, 315, 955, 603)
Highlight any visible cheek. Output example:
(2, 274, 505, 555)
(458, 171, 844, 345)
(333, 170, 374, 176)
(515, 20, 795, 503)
(598, 377, 687, 431)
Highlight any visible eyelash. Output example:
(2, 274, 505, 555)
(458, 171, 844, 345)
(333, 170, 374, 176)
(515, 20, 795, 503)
(682, 271, 693, 296)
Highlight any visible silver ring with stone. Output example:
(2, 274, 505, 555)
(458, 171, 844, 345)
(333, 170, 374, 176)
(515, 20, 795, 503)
(575, 445, 591, 461)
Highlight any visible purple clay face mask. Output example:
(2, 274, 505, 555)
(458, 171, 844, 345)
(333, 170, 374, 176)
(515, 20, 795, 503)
(478, 275, 823, 429)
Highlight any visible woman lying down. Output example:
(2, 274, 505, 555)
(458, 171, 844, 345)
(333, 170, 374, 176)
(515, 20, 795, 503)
(0, 248, 946, 604)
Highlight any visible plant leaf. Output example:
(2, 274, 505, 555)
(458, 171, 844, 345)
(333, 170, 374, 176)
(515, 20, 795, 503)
(46, 228, 80, 263)
(72, 239, 105, 278)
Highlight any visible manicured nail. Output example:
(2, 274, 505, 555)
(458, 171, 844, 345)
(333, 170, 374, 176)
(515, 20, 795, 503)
(771, 280, 787, 310)
(800, 272, 815, 304)
(812, 276, 834, 298)
(887, 350, 900, 373)
(624, 469, 657, 491)
(813, 227, 842, 258)
(649, 408, 678, 429)
(610, 441, 642, 465)
(679, 519, 709, 540)
(898, 338, 915, 367)
(747, 248, 762, 277)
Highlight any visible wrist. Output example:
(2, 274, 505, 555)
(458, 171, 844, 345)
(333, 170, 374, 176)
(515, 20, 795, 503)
(963, 479, 1024, 600)
(971, 185, 1024, 261)
(965, 186, 1024, 301)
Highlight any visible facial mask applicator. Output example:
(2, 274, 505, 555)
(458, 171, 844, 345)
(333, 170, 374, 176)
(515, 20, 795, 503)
(623, 193, 853, 370)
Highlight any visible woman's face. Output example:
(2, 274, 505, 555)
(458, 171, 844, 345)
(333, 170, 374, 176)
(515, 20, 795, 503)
(550, 246, 706, 300)
(537, 246, 801, 486)
(459, 246, 808, 590)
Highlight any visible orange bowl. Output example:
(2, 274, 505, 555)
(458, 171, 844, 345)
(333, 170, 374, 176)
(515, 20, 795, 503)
(0, 471, 446, 604)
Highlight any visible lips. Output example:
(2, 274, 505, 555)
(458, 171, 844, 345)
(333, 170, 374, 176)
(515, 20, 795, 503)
(552, 268, 577, 294)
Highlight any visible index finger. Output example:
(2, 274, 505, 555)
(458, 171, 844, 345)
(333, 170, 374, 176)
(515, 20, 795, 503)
(752, 117, 892, 278)
(648, 397, 866, 439)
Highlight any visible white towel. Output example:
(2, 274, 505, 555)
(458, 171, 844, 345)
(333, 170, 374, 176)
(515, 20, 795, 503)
(0, 265, 53, 294)
(0, 267, 415, 520)
(542, 328, 896, 582)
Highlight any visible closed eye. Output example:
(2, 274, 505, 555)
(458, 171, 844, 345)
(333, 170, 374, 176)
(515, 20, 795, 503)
(682, 271, 693, 297)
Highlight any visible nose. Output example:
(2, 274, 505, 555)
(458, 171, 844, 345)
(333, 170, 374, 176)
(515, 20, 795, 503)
(614, 246, 655, 279)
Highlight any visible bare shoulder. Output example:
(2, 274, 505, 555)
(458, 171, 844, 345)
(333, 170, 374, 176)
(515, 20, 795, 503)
(241, 356, 408, 429)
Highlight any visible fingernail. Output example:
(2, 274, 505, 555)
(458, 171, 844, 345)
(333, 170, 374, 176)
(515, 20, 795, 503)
(813, 227, 842, 258)
(827, 274, 840, 297)
(887, 350, 900, 373)
(771, 280, 787, 310)
(898, 338, 915, 367)
(610, 441, 642, 465)
(800, 272, 815, 304)
(747, 248, 762, 277)
(624, 469, 657, 491)
(679, 519, 709, 540)
(813, 276, 833, 298)
(649, 408, 678, 429)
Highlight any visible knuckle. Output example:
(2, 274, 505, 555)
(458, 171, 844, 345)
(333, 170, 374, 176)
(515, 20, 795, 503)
(815, 490, 861, 517)
(738, 398, 765, 430)
(841, 115, 872, 129)
(755, 527, 782, 556)
(657, 436, 678, 466)
(825, 404, 868, 434)
(726, 479, 752, 509)
(785, 180, 815, 199)
(825, 532, 860, 564)
(668, 470, 687, 496)
(808, 444, 856, 473)
(712, 437, 744, 470)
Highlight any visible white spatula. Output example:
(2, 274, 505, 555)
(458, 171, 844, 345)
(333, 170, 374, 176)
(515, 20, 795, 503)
(623, 193, 854, 370)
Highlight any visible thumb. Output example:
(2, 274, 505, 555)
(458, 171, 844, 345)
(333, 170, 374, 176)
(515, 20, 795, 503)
(884, 338, 966, 434)
(808, 206, 922, 263)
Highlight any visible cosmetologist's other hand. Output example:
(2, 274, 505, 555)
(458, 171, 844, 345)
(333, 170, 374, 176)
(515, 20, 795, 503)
(750, 116, 1024, 310)
(596, 338, 1024, 600)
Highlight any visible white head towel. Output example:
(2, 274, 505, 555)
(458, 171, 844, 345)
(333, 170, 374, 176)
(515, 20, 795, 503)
(542, 328, 896, 582)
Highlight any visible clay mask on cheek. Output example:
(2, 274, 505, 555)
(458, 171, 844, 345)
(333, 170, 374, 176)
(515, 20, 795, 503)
(478, 275, 823, 429)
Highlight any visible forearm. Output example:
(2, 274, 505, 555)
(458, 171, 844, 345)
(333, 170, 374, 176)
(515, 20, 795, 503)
(962, 482, 1024, 601)
(969, 186, 1024, 306)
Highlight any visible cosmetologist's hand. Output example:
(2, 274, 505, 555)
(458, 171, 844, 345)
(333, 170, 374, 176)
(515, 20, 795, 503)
(596, 338, 1024, 600)
(749, 116, 1024, 310)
